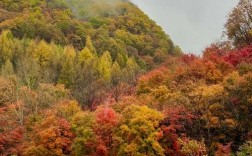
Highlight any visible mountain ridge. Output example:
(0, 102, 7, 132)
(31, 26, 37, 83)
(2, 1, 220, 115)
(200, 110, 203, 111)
(0, 0, 181, 69)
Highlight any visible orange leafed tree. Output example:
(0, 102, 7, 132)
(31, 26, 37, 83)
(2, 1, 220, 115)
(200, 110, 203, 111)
(23, 115, 74, 156)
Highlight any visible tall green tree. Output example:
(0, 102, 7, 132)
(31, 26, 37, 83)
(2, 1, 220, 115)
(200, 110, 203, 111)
(98, 51, 112, 82)
(58, 46, 76, 87)
(0, 30, 14, 65)
(123, 56, 140, 84)
(1, 59, 14, 77)
(78, 47, 95, 66)
(85, 35, 97, 56)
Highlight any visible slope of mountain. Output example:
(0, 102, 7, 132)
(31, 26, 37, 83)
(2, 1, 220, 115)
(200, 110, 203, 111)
(1, 0, 252, 156)
(0, 0, 183, 109)
(0, 0, 180, 69)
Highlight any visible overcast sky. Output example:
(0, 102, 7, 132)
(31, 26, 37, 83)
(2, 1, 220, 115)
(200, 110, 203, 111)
(131, 0, 239, 54)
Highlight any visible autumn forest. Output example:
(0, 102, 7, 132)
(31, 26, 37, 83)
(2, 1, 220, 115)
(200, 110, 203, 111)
(0, 0, 252, 155)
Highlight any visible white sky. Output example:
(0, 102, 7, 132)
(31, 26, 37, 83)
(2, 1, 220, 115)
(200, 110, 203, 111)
(131, 0, 239, 54)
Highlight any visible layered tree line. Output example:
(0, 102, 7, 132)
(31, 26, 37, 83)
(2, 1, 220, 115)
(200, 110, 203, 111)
(1, 0, 252, 155)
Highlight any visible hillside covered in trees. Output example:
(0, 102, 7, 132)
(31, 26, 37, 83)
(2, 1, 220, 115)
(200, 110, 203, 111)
(0, 0, 252, 155)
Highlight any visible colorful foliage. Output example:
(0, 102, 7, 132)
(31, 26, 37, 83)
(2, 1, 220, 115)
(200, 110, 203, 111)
(0, 0, 252, 155)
